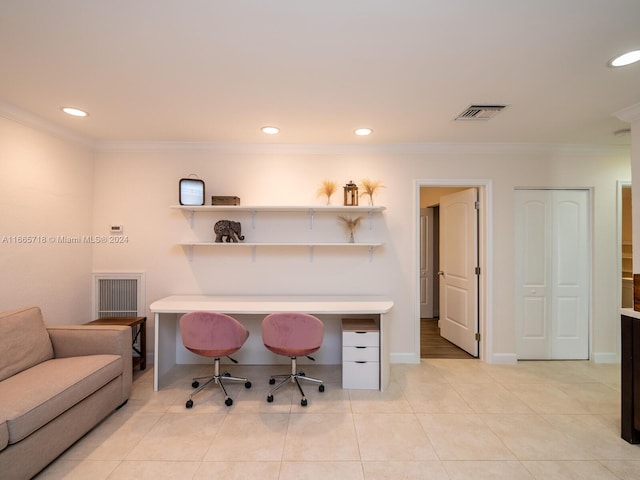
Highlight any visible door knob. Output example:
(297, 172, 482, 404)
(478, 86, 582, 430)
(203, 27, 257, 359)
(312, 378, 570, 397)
(437, 271, 445, 276)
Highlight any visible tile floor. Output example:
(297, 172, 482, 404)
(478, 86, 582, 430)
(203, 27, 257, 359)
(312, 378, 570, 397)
(35, 359, 640, 480)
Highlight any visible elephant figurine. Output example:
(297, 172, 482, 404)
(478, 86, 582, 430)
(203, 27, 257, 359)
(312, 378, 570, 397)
(214, 220, 245, 243)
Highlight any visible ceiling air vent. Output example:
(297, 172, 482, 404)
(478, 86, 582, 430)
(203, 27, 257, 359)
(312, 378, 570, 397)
(455, 104, 507, 121)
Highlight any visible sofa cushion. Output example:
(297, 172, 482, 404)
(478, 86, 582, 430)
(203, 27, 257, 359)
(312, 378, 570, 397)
(0, 354, 122, 445)
(0, 306, 54, 382)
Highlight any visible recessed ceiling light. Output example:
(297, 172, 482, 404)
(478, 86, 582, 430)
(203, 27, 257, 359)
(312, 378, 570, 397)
(355, 128, 373, 136)
(261, 126, 279, 135)
(608, 50, 640, 67)
(61, 107, 88, 117)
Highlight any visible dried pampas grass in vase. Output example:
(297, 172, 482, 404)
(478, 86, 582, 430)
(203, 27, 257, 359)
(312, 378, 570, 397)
(317, 180, 338, 205)
(338, 215, 363, 243)
(359, 179, 384, 206)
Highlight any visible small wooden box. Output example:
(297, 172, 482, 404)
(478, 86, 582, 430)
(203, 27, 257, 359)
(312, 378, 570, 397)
(211, 196, 240, 206)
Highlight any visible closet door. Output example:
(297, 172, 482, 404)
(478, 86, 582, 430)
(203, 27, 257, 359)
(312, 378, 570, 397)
(515, 189, 590, 360)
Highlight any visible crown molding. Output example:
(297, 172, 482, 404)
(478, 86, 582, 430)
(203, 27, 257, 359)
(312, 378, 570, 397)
(0, 99, 95, 148)
(93, 140, 629, 157)
(0, 99, 630, 157)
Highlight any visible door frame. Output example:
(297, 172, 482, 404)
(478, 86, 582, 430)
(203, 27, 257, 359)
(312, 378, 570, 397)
(414, 179, 493, 362)
(617, 180, 632, 362)
(420, 207, 435, 319)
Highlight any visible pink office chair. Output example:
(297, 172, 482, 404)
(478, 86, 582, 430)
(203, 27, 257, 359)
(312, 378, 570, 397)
(262, 312, 325, 406)
(180, 311, 251, 407)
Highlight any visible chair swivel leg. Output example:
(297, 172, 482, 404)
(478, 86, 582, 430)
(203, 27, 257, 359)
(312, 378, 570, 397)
(186, 357, 251, 408)
(266, 357, 324, 406)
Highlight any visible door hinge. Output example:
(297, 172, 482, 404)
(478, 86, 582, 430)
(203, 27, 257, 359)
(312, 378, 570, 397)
(475, 266, 481, 275)
(474, 200, 480, 210)
(475, 332, 481, 341)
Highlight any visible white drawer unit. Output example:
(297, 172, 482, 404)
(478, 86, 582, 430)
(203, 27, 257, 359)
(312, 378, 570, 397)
(343, 345, 379, 362)
(343, 331, 380, 347)
(342, 319, 380, 390)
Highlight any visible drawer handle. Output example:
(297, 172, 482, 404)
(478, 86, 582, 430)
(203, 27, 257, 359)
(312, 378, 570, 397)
(356, 346, 367, 349)
(356, 361, 367, 364)
(355, 331, 367, 334)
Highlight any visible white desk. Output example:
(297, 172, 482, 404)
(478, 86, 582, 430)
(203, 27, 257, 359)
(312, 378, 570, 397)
(149, 295, 394, 391)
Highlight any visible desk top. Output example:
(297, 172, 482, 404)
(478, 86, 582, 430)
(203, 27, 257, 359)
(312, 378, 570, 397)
(150, 295, 394, 315)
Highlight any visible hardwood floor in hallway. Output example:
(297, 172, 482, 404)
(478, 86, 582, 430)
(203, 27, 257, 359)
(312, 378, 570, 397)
(420, 318, 475, 359)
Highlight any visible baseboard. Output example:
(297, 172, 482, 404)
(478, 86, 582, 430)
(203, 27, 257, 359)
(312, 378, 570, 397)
(390, 352, 420, 364)
(393, 352, 519, 365)
(591, 352, 620, 363)
(487, 353, 518, 364)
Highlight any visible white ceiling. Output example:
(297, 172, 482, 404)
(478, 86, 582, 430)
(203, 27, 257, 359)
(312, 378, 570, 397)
(1, 0, 639, 146)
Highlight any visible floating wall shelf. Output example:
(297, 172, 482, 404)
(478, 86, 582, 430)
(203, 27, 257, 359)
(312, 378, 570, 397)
(170, 205, 386, 229)
(171, 205, 386, 262)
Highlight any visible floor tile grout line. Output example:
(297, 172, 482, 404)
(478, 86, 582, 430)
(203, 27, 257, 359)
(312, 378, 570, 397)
(33, 361, 633, 479)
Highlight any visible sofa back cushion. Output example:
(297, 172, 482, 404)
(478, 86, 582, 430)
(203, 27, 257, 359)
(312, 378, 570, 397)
(0, 306, 54, 382)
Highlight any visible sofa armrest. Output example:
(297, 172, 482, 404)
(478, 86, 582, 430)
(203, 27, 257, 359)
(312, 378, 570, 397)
(48, 325, 132, 377)
(47, 325, 131, 360)
(47, 325, 133, 403)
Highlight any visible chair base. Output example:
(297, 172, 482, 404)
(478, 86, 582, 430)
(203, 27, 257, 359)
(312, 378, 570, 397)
(186, 357, 251, 407)
(267, 357, 324, 406)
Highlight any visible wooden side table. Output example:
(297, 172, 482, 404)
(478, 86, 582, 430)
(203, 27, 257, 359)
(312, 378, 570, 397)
(87, 316, 147, 371)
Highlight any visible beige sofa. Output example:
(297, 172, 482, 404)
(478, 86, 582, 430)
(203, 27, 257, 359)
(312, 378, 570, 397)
(0, 306, 132, 480)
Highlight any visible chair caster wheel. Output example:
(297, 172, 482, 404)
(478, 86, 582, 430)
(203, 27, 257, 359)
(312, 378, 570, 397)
(299, 372, 306, 377)
(224, 372, 231, 377)
(225, 398, 233, 407)
(267, 394, 274, 403)
(192, 381, 199, 388)
(245, 381, 252, 388)
(186, 399, 193, 409)
(269, 378, 275, 385)
(301, 398, 308, 407)
(319, 384, 325, 392)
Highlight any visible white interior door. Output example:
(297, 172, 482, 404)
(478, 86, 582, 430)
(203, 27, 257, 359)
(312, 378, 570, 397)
(515, 189, 590, 360)
(439, 188, 479, 356)
(420, 207, 435, 318)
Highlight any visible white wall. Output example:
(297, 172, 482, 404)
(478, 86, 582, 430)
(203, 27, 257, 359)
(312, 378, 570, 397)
(92, 144, 630, 363)
(0, 117, 94, 323)
(0, 115, 631, 360)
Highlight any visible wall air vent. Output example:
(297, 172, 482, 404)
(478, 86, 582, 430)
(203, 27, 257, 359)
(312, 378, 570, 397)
(455, 104, 507, 121)
(92, 272, 145, 318)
